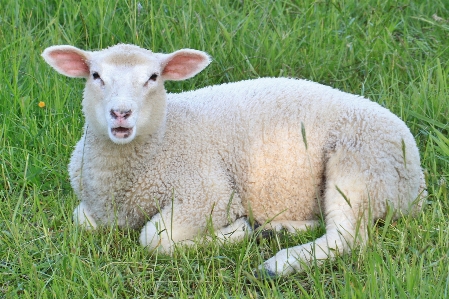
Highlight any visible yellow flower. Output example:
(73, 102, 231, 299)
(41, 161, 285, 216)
(38, 101, 46, 108)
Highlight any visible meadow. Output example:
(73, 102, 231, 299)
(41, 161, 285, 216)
(0, 0, 448, 297)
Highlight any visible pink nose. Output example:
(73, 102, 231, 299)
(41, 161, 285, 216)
(110, 109, 132, 119)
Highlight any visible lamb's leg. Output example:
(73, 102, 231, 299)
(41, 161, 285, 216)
(214, 217, 252, 242)
(261, 220, 319, 233)
(73, 201, 98, 229)
(140, 209, 252, 252)
(139, 204, 203, 254)
(215, 219, 319, 243)
(258, 173, 369, 276)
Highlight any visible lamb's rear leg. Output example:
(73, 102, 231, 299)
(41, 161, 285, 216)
(259, 179, 368, 276)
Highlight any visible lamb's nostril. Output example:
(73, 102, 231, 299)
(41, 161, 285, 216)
(110, 109, 132, 119)
(123, 110, 132, 119)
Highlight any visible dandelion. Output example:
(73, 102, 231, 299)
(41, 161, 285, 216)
(38, 101, 46, 108)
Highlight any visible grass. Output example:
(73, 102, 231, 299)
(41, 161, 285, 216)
(0, 0, 448, 297)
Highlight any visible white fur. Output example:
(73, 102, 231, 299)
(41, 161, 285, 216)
(215, 217, 252, 242)
(73, 201, 97, 229)
(42, 44, 426, 276)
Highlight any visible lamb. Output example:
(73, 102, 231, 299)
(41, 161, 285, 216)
(42, 44, 426, 277)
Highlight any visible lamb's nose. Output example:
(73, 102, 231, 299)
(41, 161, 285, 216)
(110, 109, 132, 119)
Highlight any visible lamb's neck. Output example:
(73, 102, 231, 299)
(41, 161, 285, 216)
(85, 126, 165, 166)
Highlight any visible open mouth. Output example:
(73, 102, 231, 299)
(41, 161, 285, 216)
(111, 127, 133, 139)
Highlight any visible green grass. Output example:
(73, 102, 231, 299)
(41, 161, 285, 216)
(1, 0, 448, 297)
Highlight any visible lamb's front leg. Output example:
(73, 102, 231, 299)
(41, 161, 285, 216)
(139, 205, 201, 254)
(215, 217, 253, 242)
(73, 201, 98, 229)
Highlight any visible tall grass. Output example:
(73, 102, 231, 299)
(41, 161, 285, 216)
(0, 0, 448, 297)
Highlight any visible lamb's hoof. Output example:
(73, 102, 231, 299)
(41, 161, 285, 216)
(253, 222, 275, 241)
(253, 268, 277, 279)
(258, 230, 275, 239)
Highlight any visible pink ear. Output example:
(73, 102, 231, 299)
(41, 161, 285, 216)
(42, 46, 90, 78)
(162, 49, 211, 81)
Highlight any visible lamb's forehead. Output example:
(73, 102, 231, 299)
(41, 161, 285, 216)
(91, 44, 159, 67)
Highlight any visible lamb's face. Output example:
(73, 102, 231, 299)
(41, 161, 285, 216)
(42, 44, 211, 144)
(83, 48, 167, 144)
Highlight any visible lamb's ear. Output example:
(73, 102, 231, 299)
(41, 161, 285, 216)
(160, 49, 211, 81)
(42, 45, 91, 78)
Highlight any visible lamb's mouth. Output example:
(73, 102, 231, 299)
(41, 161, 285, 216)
(111, 127, 134, 139)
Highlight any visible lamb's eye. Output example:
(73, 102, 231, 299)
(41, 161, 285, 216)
(92, 72, 100, 80)
(149, 74, 158, 81)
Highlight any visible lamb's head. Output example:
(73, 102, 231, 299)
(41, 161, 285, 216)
(42, 44, 211, 144)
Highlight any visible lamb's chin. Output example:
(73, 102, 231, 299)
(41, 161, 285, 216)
(108, 126, 136, 144)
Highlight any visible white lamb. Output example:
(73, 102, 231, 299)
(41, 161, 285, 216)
(42, 44, 426, 277)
